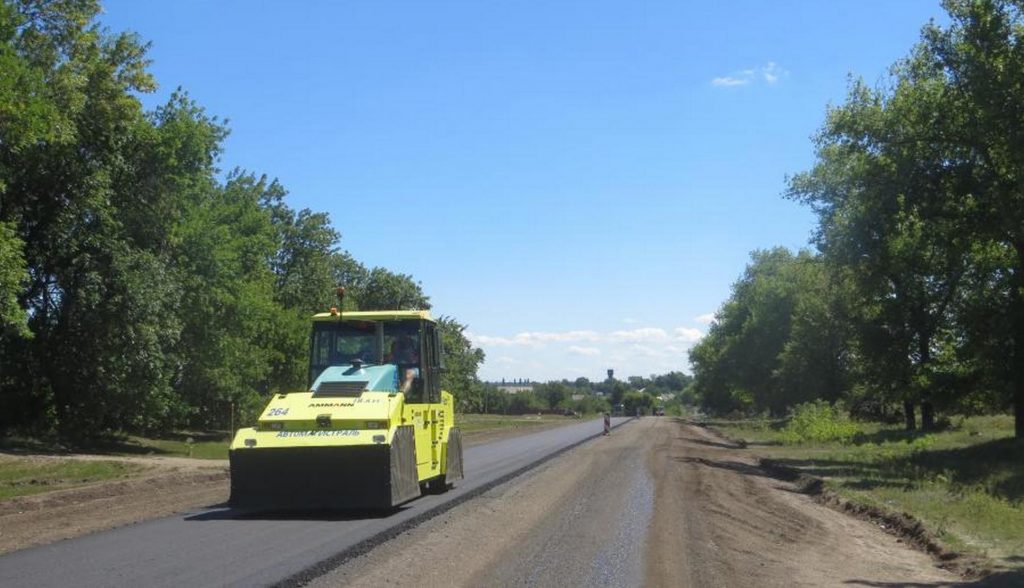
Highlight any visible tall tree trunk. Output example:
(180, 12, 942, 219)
(1015, 244, 1024, 439)
(904, 400, 916, 431)
(1016, 385, 1024, 439)
(921, 401, 935, 431)
(1015, 306, 1024, 437)
(917, 333, 934, 431)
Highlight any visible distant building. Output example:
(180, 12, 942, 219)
(489, 378, 535, 394)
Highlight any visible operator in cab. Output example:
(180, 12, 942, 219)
(387, 336, 420, 398)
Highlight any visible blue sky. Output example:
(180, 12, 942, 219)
(101, 0, 947, 382)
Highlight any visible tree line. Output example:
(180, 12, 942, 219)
(0, 0, 484, 440)
(690, 0, 1024, 438)
(457, 372, 692, 416)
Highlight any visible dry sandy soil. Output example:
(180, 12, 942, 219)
(314, 418, 962, 587)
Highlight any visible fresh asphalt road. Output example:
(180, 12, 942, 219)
(0, 417, 630, 588)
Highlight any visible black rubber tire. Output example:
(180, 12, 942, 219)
(422, 475, 449, 495)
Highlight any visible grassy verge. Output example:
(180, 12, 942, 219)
(0, 457, 148, 500)
(708, 414, 1024, 571)
(1, 431, 230, 460)
(458, 413, 582, 435)
(114, 434, 229, 460)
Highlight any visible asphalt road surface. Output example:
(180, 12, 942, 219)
(0, 417, 630, 588)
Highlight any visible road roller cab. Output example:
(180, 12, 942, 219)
(228, 303, 463, 510)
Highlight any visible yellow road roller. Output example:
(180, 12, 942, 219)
(229, 299, 463, 510)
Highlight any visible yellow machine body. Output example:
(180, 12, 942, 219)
(229, 311, 463, 510)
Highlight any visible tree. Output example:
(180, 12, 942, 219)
(0, 222, 28, 335)
(622, 391, 654, 415)
(652, 371, 692, 392)
(265, 191, 342, 314)
(786, 0, 1024, 436)
(689, 249, 851, 416)
(0, 0, 482, 440)
(788, 70, 975, 430)
(534, 382, 571, 410)
(0, 0, 186, 437)
(173, 168, 285, 428)
(350, 267, 430, 311)
(912, 0, 1024, 438)
(437, 316, 485, 411)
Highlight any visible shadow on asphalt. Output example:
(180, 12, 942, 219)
(185, 506, 404, 522)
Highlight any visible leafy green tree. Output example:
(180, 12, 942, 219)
(773, 258, 853, 416)
(0, 221, 28, 335)
(571, 393, 610, 415)
(787, 0, 1024, 435)
(788, 73, 974, 430)
(911, 0, 1024, 438)
(437, 316, 485, 411)
(622, 391, 654, 415)
(350, 267, 430, 311)
(690, 249, 849, 416)
(0, 0, 186, 438)
(506, 390, 544, 414)
(652, 371, 692, 392)
(0, 0, 487, 441)
(534, 382, 571, 410)
(265, 192, 341, 314)
(173, 168, 286, 428)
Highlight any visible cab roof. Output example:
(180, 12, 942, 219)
(311, 310, 434, 323)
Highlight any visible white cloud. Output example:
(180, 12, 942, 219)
(694, 313, 716, 325)
(711, 76, 750, 87)
(610, 327, 670, 343)
(710, 62, 789, 88)
(474, 324, 706, 382)
(468, 330, 601, 347)
(674, 327, 704, 343)
(472, 326, 702, 348)
(762, 61, 787, 84)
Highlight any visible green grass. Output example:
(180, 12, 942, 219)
(0, 457, 148, 500)
(457, 413, 580, 434)
(0, 431, 230, 460)
(709, 414, 1024, 569)
(115, 435, 229, 460)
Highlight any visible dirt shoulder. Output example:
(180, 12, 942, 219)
(647, 419, 959, 587)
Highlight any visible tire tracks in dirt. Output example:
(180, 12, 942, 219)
(646, 418, 961, 587)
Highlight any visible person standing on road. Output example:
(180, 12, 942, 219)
(603, 411, 611, 435)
